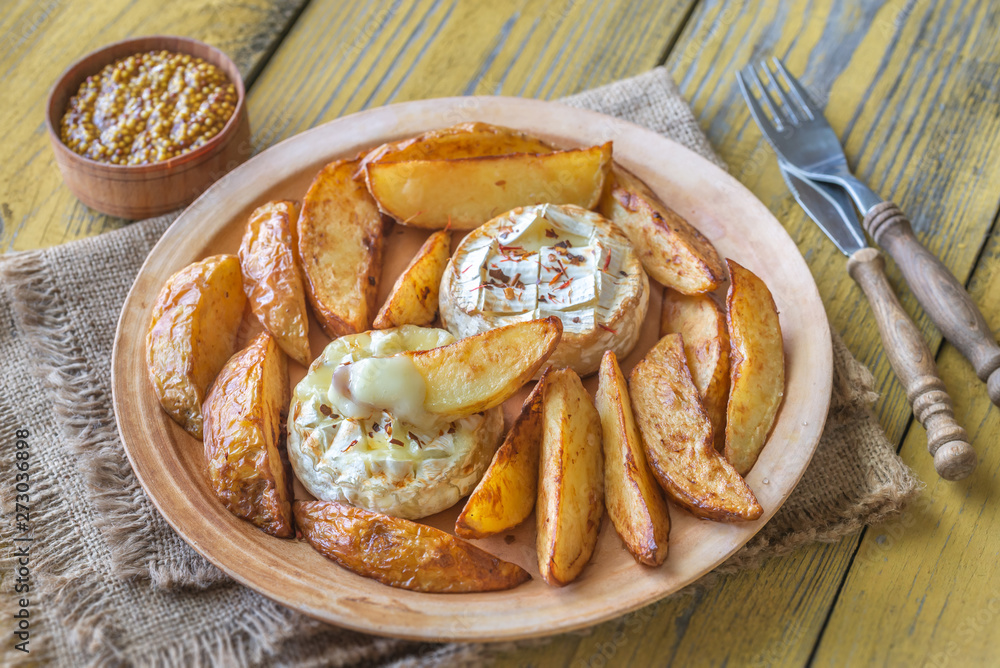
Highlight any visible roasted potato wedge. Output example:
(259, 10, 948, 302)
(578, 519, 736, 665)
(298, 159, 385, 337)
(203, 332, 293, 537)
(454, 369, 550, 539)
(146, 254, 246, 439)
(373, 230, 451, 329)
(238, 200, 311, 366)
(406, 316, 562, 416)
(660, 288, 730, 451)
(629, 334, 762, 521)
(596, 351, 670, 566)
(599, 166, 725, 294)
(358, 122, 555, 171)
(294, 500, 531, 593)
(725, 260, 784, 475)
(365, 142, 613, 230)
(536, 367, 604, 586)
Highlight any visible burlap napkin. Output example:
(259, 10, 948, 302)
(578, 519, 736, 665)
(0, 67, 920, 667)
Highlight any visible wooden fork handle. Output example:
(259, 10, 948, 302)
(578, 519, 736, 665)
(865, 201, 1000, 407)
(847, 248, 976, 480)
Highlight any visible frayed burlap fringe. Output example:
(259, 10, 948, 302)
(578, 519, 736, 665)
(2, 250, 182, 584)
(3, 225, 232, 590)
(0, 252, 125, 665)
(0, 401, 59, 666)
(0, 247, 415, 668)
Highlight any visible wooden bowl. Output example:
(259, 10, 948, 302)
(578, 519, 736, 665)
(45, 36, 251, 220)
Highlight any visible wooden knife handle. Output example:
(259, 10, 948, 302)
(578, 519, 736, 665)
(865, 202, 1000, 407)
(847, 248, 976, 480)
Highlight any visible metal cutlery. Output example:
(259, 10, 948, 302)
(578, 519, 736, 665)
(737, 58, 1000, 409)
(779, 161, 975, 479)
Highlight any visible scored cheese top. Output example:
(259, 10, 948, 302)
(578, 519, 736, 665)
(440, 203, 648, 376)
(449, 204, 632, 333)
(287, 326, 503, 520)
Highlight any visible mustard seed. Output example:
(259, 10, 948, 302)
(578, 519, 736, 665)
(60, 50, 236, 165)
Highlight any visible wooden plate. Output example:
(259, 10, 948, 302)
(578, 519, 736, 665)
(111, 97, 832, 642)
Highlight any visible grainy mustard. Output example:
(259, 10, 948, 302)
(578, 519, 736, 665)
(60, 50, 237, 165)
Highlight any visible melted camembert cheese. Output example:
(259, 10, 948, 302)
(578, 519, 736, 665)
(450, 204, 632, 334)
(286, 326, 503, 519)
(440, 203, 648, 376)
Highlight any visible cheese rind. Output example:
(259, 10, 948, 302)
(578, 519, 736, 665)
(287, 326, 503, 519)
(440, 204, 648, 376)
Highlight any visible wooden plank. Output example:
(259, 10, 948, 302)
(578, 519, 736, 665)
(660, 0, 1000, 664)
(244, 0, 694, 146)
(813, 226, 1000, 667)
(0, 0, 307, 252)
(495, 0, 1000, 665)
(492, 540, 860, 667)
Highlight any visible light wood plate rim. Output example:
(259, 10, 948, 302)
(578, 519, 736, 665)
(111, 96, 833, 642)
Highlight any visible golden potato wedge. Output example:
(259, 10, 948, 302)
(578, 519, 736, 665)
(596, 351, 670, 566)
(454, 368, 550, 539)
(365, 142, 613, 230)
(373, 230, 451, 329)
(660, 288, 730, 451)
(203, 332, 293, 537)
(358, 122, 555, 171)
(629, 334, 762, 521)
(599, 166, 725, 294)
(294, 500, 531, 593)
(536, 367, 604, 586)
(146, 254, 246, 439)
(725, 260, 784, 475)
(238, 200, 311, 366)
(406, 316, 562, 416)
(298, 159, 385, 337)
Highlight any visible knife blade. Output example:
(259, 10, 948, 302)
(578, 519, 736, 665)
(779, 161, 866, 255)
(777, 159, 976, 480)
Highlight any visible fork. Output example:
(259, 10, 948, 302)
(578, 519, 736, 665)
(738, 58, 1000, 408)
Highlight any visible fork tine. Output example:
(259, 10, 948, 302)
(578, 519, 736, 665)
(744, 64, 789, 131)
(771, 57, 819, 120)
(757, 59, 800, 124)
(736, 68, 783, 136)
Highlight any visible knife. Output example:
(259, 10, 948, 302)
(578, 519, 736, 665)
(780, 161, 976, 480)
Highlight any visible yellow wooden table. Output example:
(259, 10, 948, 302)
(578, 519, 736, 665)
(4, 0, 998, 664)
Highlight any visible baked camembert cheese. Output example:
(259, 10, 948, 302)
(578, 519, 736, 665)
(287, 326, 503, 520)
(439, 203, 648, 376)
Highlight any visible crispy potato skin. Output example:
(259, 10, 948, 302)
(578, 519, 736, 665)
(725, 260, 785, 475)
(373, 230, 451, 329)
(599, 166, 725, 294)
(365, 142, 613, 230)
(536, 367, 604, 586)
(294, 500, 531, 593)
(454, 369, 549, 539)
(146, 254, 246, 439)
(358, 122, 555, 171)
(406, 317, 562, 417)
(238, 200, 312, 366)
(596, 352, 670, 566)
(298, 159, 385, 337)
(660, 288, 730, 451)
(203, 332, 293, 537)
(629, 334, 762, 522)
